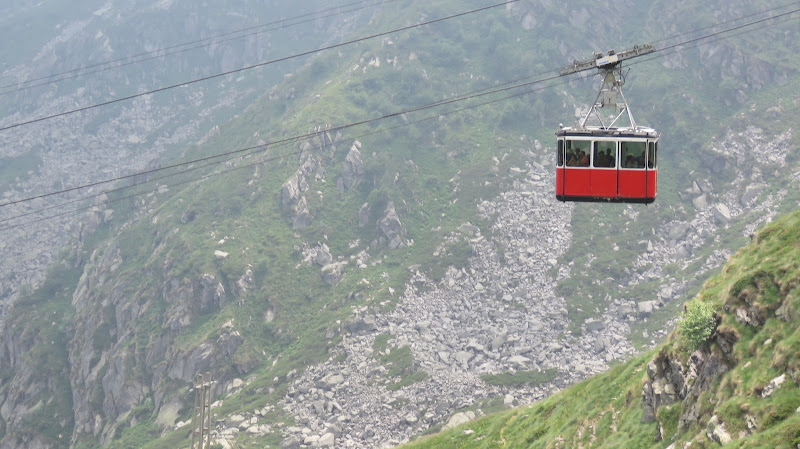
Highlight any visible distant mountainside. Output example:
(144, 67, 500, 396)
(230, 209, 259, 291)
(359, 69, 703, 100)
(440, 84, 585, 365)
(0, 1, 799, 448)
(402, 208, 800, 449)
(0, 0, 369, 314)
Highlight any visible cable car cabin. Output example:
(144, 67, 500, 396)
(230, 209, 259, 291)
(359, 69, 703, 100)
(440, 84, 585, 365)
(555, 127, 659, 203)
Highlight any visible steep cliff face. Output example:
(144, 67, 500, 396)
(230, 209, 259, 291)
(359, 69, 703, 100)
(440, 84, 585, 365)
(641, 341, 735, 429)
(0, 264, 78, 449)
(64, 229, 260, 445)
(0, 226, 259, 447)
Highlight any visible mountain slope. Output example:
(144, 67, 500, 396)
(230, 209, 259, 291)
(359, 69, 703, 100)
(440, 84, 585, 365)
(0, 0, 371, 314)
(402, 209, 800, 449)
(1, 1, 800, 448)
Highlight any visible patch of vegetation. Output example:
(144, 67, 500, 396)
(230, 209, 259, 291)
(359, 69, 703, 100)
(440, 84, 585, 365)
(0, 149, 41, 191)
(377, 345, 414, 377)
(480, 368, 558, 388)
(427, 237, 473, 282)
(678, 299, 717, 349)
(388, 370, 429, 391)
(373, 335, 428, 390)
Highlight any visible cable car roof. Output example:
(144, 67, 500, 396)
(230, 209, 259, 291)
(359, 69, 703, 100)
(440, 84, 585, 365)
(556, 125, 659, 139)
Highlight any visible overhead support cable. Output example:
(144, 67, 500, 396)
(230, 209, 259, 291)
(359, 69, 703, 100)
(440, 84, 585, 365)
(0, 76, 578, 232)
(0, 0, 399, 96)
(0, 0, 518, 133)
(627, 13, 800, 70)
(649, 0, 800, 46)
(652, 6, 800, 55)
(1, 60, 553, 210)
(1, 2, 798, 224)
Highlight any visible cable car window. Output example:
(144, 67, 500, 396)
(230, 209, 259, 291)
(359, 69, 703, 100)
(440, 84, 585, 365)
(593, 141, 616, 168)
(566, 140, 590, 167)
(557, 140, 564, 167)
(648, 141, 657, 169)
(621, 141, 646, 169)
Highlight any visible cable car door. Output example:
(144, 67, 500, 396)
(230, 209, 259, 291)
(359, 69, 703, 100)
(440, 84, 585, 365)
(618, 140, 647, 200)
(563, 139, 591, 197)
(590, 140, 617, 198)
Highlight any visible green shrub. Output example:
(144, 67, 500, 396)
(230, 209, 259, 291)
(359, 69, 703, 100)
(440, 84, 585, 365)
(679, 300, 717, 349)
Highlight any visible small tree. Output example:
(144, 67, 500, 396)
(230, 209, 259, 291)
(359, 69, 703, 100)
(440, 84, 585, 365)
(679, 299, 716, 349)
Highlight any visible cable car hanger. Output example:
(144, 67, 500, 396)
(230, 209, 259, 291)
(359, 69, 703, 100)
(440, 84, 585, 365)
(560, 43, 655, 132)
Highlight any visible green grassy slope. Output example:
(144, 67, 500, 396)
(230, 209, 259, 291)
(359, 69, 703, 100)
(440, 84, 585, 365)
(402, 209, 800, 449)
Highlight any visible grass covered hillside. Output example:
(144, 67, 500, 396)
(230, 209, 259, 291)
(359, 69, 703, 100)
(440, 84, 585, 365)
(402, 209, 800, 449)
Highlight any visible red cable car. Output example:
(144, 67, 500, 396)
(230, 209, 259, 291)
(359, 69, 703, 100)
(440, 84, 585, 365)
(555, 45, 660, 203)
(556, 127, 659, 203)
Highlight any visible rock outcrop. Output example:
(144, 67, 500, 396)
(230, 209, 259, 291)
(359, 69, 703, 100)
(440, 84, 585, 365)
(641, 346, 733, 426)
(338, 141, 364, 191)
(377, 201, 406, 249)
